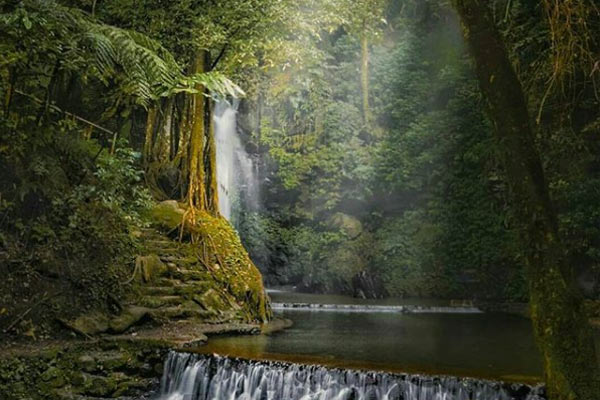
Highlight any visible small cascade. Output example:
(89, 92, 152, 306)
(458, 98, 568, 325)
(213, 100, 260, 222)
(271, 303, 483, 314)
(157, 352, 545, 400)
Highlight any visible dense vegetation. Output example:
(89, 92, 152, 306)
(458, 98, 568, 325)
(236, 1, 600, 304)
(1, 0, 599, 399)
(0, 0, 280, 335)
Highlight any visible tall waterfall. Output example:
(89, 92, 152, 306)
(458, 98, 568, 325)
(213, 100, 259, 222)
(157, 352, 546, 400)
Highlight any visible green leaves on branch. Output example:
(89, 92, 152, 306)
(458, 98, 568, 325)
(0, 0, 244, 109)
(169, 72, 246, 99)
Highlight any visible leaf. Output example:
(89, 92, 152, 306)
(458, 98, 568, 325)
(23, 16, 32, 30)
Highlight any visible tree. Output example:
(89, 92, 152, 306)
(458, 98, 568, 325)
(336, 0, 388, 127)
(451, 1, 600, 398)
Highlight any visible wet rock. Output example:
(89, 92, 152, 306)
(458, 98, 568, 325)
(261, 318, 293, 335)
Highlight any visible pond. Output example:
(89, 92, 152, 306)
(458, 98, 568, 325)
(197, 291, 544, 383)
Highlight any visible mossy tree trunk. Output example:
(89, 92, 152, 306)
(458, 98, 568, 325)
(143, 106, 158, 164)
(205, 99, 219, 215)
(142, 50, 221, 216)
(452, 1, 600, 399)
(187, 52, 208, 212)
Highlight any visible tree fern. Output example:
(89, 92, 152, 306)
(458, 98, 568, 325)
(0, 0, 244, 108)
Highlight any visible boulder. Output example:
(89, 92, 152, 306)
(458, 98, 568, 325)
(109, 306, 149, 333)
(150, 200, 186, 231)
(60, 312, 110, 336)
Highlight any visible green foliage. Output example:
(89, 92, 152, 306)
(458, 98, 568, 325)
(239, 211, 362, 292)
(240, 0, 531, 301)
(0, 112, 153, 328)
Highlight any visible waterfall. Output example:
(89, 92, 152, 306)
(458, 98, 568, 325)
(157, 352, 546, 400)
(213, 100, 259, 222)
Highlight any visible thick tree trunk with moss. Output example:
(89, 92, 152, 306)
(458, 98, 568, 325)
(142, 51, 222, 216)
(187, 52, 208, 211)
(452, 1, 600, 399)
(205, 100, 219, 215)
(143, 106, 158, 164)
(360, 34, 370, 127)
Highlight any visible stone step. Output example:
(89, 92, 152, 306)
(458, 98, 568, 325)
(137, 295, 184, 308)
(148, 304, 216, 321)
(139, 283, 210, 297)
(168, 269, 211, 282)
(156, 278, 182, 287)
(159, 255, 199, 266)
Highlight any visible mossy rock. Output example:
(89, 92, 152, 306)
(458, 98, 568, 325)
(150, 200, 186, 231)
(192, 288, 228, 312)
(61, 312, 110, 336)
(109, 306, 149, 334)
(80, 373, 118, 397)
(76, 355, 96, 373)
(40, 366, 65, 388)
(136, 254, 167, 283)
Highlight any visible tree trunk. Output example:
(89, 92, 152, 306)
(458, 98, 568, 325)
(143, 106, 158, 164)
(360, 34, 370, 127)
(205, 97, 219, 215)
(452, 1, 600, 399)
(187, 52, 208, 211)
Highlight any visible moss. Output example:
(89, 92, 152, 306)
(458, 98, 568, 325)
(148, 200, 271, 322)
(0, 341, 169, 400)
(150, 200, 186, 231)
(190, 211, 271, 322)
(62, 312, 110, 336)
(193, 288, 228, 312)
(136, 254, 167, 283)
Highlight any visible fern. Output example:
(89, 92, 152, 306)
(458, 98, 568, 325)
(0, 0, 244, 107)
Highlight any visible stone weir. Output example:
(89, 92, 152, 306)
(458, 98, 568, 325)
(157, 352, 546, 400)
(271, 303, 483, 314)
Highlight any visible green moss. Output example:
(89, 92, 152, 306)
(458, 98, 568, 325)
(190, 211, 271, 322)
(137, 254, 168, 283)
(150, 200, 186, 231)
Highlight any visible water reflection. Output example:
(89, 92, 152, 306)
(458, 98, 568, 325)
(198, 292, 544, 383)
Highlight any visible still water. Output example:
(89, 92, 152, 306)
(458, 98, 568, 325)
(199, 292, 544, 383)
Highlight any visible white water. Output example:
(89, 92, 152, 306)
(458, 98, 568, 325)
(213, 100, 259, 222)
(158, 352, 545, 400)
